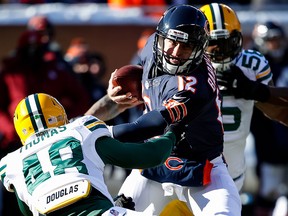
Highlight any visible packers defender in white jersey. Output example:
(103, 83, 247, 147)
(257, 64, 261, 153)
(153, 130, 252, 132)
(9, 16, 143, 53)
(0, 93, 179, 216)
(200, 3, 288, 191)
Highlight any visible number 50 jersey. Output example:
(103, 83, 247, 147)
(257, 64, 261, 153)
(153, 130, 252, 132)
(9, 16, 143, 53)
(221, 49, 272, 184)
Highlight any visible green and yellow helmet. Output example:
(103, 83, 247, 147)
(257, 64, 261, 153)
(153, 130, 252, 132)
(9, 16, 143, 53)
(14, 93, 68, 144)
(200, 3, 243, 65)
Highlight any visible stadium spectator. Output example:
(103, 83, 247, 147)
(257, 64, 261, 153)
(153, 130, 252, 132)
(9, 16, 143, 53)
(130, 28, 154, 65)
(27, 15, 72, 73)
(0, 30, 91, 216)
(107, 0, 166, 20)
(65, 37, 107, 103)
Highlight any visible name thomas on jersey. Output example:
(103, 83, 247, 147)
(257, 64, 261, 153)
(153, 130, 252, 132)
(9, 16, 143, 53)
(20, 125, 67, 152)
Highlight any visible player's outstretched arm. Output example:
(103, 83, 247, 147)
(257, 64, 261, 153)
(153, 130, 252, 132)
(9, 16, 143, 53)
(226, 66, 288, 126)
(84, 94, 125, 121)
(227, 65, 288, 106)
(227, 65, 271, 102)
(112, 110, 167, 142)
(268, 87, 288, 106)
(85, 70, 143, 121)
(96, 129, 177, 169)
(255, 102, 288, 127)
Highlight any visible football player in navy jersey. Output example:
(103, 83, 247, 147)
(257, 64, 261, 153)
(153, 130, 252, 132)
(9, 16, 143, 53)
(87, 5, 241, 216)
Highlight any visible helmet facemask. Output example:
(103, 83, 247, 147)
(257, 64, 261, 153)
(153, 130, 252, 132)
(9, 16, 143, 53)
(207, 30, 243, 72)
(153, 5, 209, 76)
(154, 27, 208, 75)
(200, 3, 243, 73)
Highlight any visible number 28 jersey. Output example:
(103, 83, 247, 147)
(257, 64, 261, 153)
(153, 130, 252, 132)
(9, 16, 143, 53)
(0, 115, 113, 215)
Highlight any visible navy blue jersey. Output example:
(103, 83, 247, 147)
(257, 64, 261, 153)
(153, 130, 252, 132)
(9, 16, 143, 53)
(140, 35, 224, 161)
(113, 35, 223, 161)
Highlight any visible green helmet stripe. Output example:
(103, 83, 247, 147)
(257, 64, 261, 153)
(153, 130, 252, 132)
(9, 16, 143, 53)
(25, 97, 38, 132)
(34, 93, 48, 130)
(218, 5, 225, 30)
(210, 3, 225, 30)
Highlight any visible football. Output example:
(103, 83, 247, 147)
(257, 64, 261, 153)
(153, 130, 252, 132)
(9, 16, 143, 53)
(112, 64, 143, 100)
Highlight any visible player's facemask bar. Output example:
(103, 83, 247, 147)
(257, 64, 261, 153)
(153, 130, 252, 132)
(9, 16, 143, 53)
(154, 30, 203, 75)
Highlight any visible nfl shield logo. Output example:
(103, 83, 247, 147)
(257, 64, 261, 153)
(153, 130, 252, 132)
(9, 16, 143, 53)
(109, 209, 119, 216)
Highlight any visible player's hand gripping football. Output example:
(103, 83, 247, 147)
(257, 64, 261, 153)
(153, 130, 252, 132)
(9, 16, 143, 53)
(108, 70, 143, 108)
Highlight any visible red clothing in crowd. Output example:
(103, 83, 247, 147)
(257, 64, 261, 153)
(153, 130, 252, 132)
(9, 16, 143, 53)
(0, 30, 91, 151)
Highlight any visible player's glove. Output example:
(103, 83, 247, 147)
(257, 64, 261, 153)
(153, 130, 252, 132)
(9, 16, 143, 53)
(166, 122, 186, 145)
(114, 194, 135, 210)
(229, 65, 270, 102)
(216, 69, 234, 91)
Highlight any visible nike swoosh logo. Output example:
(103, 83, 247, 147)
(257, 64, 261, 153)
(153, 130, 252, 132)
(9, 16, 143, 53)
(172, 95, 186, 100)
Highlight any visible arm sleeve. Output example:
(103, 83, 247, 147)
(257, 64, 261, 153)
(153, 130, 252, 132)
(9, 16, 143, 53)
(112, 110, 168, 142)
(96, 132, 176, 169)
(15, 189, 33, 216)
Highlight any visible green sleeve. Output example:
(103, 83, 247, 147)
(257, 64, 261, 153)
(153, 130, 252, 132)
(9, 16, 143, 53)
(96, 132, 176, 169)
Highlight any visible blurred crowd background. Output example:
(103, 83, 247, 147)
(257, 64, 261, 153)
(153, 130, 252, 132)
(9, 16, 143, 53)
(0, 1, 288, 216)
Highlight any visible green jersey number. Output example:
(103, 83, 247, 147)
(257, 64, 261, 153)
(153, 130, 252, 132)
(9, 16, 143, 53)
(220, 50, 262, 131)
(241, 50, 262, 71)
(221, 106, 241, 131)
(23, 137, 89, 194)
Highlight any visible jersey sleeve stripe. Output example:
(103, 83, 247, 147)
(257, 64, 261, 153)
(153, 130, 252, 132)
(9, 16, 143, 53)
(84, 119, 107, 132)
(256, 65, 271, 80)
(165, 106, 175, 122)
(169, 101, 181, 121)
(0, 164, 7, 182)
(163, 99, 188, 123)
(256, 70, 272, 82)
(180, 103, 188, 117)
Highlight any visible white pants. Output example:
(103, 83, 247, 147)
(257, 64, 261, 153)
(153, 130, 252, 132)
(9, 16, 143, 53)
(233, 172, 245, 192)
(102, 204, 155, 216)
(119, 156, 241, 216)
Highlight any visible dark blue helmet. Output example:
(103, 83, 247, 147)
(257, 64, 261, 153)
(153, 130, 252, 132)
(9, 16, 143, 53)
(153, 5, 210, 75)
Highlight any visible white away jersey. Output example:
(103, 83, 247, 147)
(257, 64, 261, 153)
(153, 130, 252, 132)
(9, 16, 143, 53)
(221, 49, 272, 181)
(0, 115, 112, 215)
